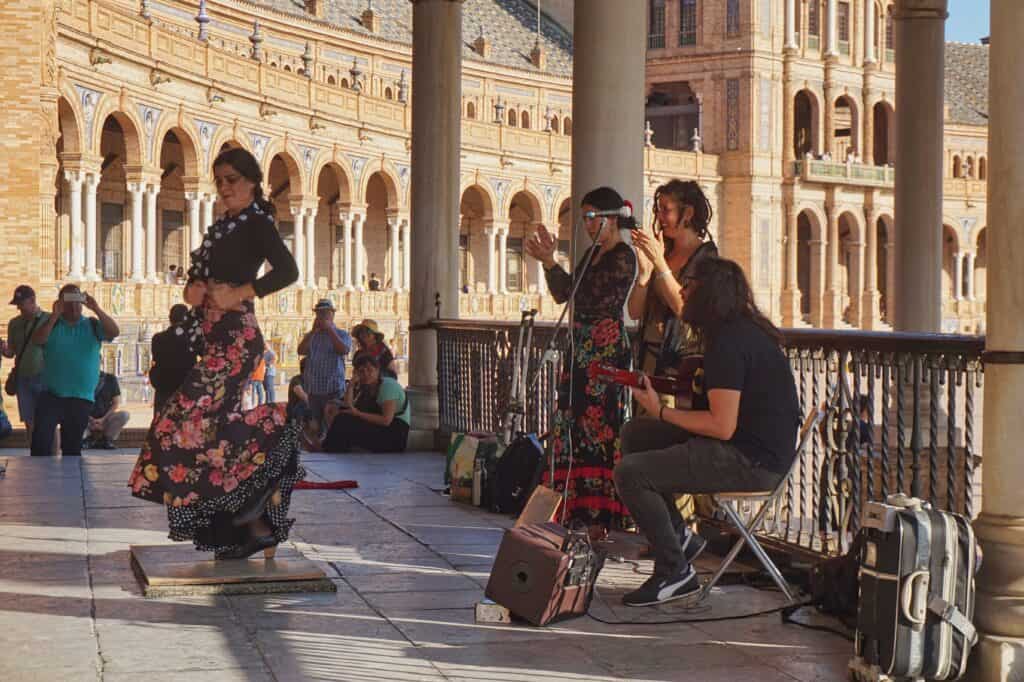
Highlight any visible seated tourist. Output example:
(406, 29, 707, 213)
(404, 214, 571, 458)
(614, 257, 800, 606)
(83, 371, 130, 450)
(351, 318, 398, 379)
(313, 353, 410, 453)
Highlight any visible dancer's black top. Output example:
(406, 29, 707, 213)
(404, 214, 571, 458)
(187, 202, 298, 297)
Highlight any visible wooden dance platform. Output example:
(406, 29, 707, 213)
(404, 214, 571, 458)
(130, 543, 336, 597)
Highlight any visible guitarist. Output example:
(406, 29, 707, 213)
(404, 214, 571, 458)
(614, 258, 800, 606)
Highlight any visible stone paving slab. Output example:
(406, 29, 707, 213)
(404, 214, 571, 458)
(0, 449, 852, 681)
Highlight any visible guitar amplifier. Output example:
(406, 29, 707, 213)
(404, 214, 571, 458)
(485, 522, 604, 626)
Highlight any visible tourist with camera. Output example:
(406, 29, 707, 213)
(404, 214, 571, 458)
(298, 298, 352, 434)
(29, 284, 120, 456)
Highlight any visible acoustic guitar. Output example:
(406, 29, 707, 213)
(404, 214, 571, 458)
(588, 355, 704, 407)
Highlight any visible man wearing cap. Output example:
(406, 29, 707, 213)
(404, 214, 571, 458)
(3, 285, 50, 436)
(298, 299, 352, 433)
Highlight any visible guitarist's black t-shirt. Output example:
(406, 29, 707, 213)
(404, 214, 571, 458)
(702, 317, 801, 476)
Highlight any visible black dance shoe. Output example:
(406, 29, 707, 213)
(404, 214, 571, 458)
(216, 535, 278, 560)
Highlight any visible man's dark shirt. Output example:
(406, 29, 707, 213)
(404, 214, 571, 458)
(91, 372, 121, 419)
(150, 324, 197, 397)
(702, 317, 801, 476)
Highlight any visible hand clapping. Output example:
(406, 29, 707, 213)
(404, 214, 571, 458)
(525, 225, 557, 269)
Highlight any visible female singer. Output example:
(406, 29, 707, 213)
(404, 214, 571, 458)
(628, 179, 717, 409)
(128, 147, 303, 560)
(525, 186, 638, 540)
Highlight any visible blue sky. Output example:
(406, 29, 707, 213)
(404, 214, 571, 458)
(946, 0, 989, 43)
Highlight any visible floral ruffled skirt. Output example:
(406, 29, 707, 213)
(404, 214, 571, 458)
(128, 303, 304, 555)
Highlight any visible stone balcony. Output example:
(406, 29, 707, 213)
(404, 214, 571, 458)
(793, 158, 895, 188)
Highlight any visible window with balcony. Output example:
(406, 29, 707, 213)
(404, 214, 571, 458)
(466, 101, 476, 119)
(507, 237, 524, 291)
(680, 0, 698, 46)
(648, 0, 666, 49)
(726, 0, 740, 37)
(808, 0, 820, 49)
(838, 2, 850, 54)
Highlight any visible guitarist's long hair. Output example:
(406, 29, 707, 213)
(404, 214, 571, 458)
(682, 257, 783, 346)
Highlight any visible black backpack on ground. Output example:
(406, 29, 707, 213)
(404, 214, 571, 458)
(490, 433, 544, 515)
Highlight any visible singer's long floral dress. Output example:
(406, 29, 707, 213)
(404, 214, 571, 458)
(541, 241, 637, 531)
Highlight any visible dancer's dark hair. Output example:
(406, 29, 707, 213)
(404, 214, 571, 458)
(212, 147, 275, 216)
(651, 179, 714, 251)
(682, 257, 782, 346)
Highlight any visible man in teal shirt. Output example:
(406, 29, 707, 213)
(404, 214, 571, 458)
(30, 284, 119, 456)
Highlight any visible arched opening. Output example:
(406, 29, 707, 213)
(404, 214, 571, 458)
(364, 171, 398, 290)
(965, 155, 976, 178)
(283, 64, 292, 72)
(794, 210, 811, 319)
(459, 186, 494, 293)
(952, 155, 962, 178)
(872, 101, 894, 165)
(550, 115, 560, 133)
(507, 191, 542, 293)
(327, 74, 336, 86)
(978, 157, 987, 180)
(794, 90, 816, 158)
(832, 95, 858, 160)
(942, 224, 959, 301)
(384, 87, 394, 100)
(95, 114, 141, 281)
(838, 212, 862, 326)
(646, 81, 699, 150)
(520, 110, 530, 129)
(563, 117, 573, 136)
(466, 101, 476, 119)
(507, 109, 517, 127)
(157, 130, 190, 280)
(316, 163, 352, 289)
(54, 97, 83, 280)
(974, 228, 987, 303)
(268, 154, 299, 255)
(341, 78, 349, 89)
(877, 216, 893, 322)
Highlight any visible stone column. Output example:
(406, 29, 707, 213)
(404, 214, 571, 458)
(825, 0, 839, 57)
(484, 226, 498, 294)
(145, 183, 159, 282)
(571, 0, 645, 229)
(965, 251, 975, 300)
(781, 201, 802, 325)
(783, 68, 796, 170)
(186, 192, 202, 255)
(401, 217, 411, 290)
(409, 0, 463, 447)
(863, 91, 876, 166)
(497, 227, 509, 294)
(305, 207, 317, 289)
(822, 202, 843, 327)
(291, 206, 305, 288)
(893, 0, 947, 332)
(64, 171, 85, 281)
(202, 193, 215, 235)
(824, 81, 836, 158)
(885, 238, 896, 319)
(784, 0, 798, 49)
(128, 182, 145, 282)
(340, 213, 354, 290)
(388, 218, 401, 291)
(864, 0, 877, 64)
(533, 223, 548, 295)
(352, 212, 366, 291)
(83, 172, 100, 281)
(810, 237, 826, 328)
(971, 4, 1024, 677)
(850, 238, 865, 324)
(861, 208, 882, 328)
(952, 251, 964, 301)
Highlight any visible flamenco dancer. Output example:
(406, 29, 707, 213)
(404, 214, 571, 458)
(525, 186, 638, 541)
(128, 148, 303, 560)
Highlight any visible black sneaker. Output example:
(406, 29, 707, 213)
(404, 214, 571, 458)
(622, 566, 701, 607)
(680, 527, 708, 564)
(97, 438, 118, 450)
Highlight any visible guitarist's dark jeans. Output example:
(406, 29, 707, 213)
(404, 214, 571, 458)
(614, 417, 781, 579)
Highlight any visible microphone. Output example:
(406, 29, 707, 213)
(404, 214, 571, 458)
(583, 205, 632, 220)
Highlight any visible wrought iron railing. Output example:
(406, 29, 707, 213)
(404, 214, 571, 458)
(433, 320, 985, 558)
